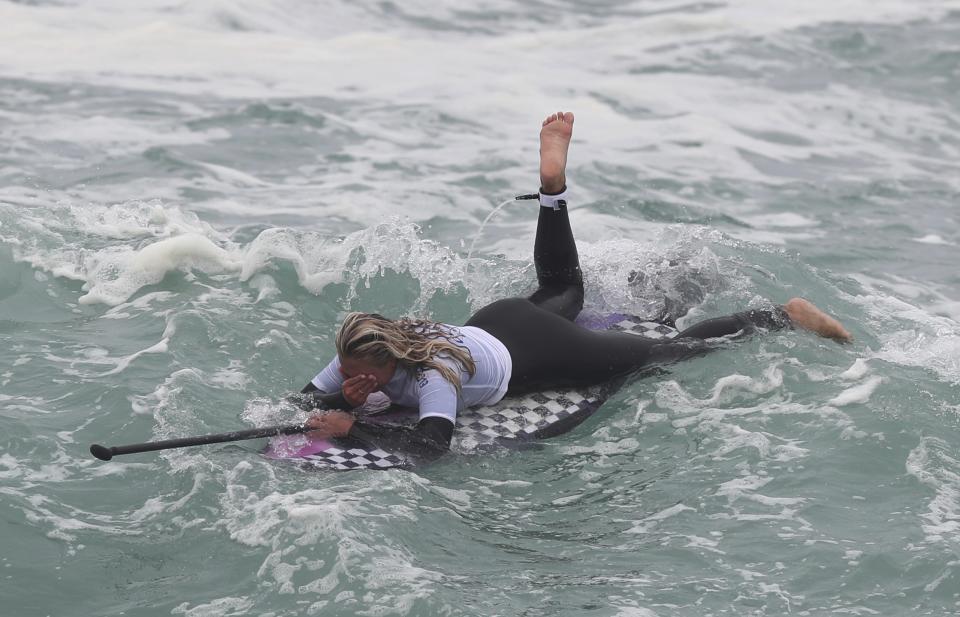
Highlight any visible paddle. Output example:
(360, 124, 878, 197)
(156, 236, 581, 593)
(89, 423, 309, 461)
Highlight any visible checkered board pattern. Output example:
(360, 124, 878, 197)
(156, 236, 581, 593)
(296, 315, 678, 471)
(299, 447, 407, 471)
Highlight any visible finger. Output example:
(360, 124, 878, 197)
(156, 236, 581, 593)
(344, 379, 364, 393)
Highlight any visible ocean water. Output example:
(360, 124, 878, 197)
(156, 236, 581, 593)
(2, 0, 960, 615)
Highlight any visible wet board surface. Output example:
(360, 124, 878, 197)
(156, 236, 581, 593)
(264, 313, 679, 470)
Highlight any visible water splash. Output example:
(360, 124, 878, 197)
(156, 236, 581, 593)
(465, 196, 517, 262)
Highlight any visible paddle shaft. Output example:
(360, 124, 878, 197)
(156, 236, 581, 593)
(90, 423, 308, 460)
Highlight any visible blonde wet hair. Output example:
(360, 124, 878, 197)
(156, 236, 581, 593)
(335, 312, 477, 393)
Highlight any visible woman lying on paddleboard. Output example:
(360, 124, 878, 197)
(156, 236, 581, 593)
(299, 112, 851, 457)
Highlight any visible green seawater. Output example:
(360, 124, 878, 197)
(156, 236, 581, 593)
(2, 2, 960, 616)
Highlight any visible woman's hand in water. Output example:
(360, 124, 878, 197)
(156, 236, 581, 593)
(342, 374, 378, 407)
(306, 411, 355, 439)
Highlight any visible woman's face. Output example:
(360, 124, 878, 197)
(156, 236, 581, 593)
(339, 355, 397, 388)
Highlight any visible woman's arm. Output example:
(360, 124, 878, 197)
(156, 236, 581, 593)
(298, 356, 378, 410)
(349, 416, 454, 458)
(305, 412, 454, 460)
(306, 367, 460, 460)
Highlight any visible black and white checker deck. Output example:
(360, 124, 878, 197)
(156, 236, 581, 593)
(455, 389, 596, 444)
(300, 447, 406, 471)
(297, 315, 678, 470)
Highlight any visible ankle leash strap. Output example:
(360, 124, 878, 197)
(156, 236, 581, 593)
(515, 186, 568, 210)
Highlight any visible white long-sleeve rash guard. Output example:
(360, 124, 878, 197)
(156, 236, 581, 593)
(310, 325, 513, 425)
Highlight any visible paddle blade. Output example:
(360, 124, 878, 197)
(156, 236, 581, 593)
(90, 444, 113, 461)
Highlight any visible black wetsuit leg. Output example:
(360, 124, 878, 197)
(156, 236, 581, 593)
(466, 205, 792, 393)
(672, 308, 790, 340)
(525, 202, 584, 321)
(644, 307, 791, 365)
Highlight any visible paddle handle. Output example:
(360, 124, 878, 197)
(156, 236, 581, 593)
(90, 423, 309, 461)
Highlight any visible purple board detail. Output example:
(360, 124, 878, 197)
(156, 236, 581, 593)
(573, 311, 630, 330)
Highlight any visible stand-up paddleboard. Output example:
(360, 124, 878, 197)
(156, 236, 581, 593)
(264, 313, 679, 470)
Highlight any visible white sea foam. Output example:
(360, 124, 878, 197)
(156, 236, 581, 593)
(828, 376, 883, 407)
(79, 233, 241, 305)
(612, 607, 660, 617)
(208, 362, 250, 389)
(877, 331, 960, 385)
(716, 474, 805, 508)
(839, 359, 871, 381)
(15, 487, 144, 544)
(2, 110, 228, 158)
(4, 192, 739, 316)
(577, 227, 739, 318)
(707, 423, 808, 462)
(238, 219, 521, 311)
(0, 200, 243, 305)
(2, 0, 950, 99)
(102, 291, 177, 320)
(906, 437, 960, 550)
(1, 0, 956, 200)
(657, 364, 785, 414)
(212, 465, 443, 612)
(130, 474, 205, 523)
(565, 437, 642, 457)
(171, 597, 255, 617)
(913, 234, 952, 245)
(848, 276, 960, 384)
(626, 503, 696, 534)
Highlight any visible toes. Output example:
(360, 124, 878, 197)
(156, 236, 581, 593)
(543, 112, 574, 126)
(543, 111, 573, 126)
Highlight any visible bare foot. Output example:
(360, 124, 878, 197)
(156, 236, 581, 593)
(540, 111, 574, 194)
(783, 298, 852, 343)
